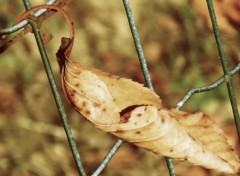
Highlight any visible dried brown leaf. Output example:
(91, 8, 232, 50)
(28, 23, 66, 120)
(53, 6, 240, 174)
(59, 57, 239, 173)
(169, 109, 240, 173)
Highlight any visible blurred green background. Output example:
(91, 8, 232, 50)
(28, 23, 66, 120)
(0, 0, 239, 175)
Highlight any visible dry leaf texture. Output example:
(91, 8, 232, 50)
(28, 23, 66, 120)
(53, 8, 239, 173)
(59, 58, 239, 174)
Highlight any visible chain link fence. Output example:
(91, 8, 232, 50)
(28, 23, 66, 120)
(0, 0, 239, 175)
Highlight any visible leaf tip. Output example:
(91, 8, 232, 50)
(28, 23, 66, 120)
(56, 37, 73, 72)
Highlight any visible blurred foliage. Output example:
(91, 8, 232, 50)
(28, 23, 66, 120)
(0, 0, 239, 175)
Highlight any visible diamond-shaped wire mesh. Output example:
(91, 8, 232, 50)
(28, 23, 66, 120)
(0, 0, 239, 175)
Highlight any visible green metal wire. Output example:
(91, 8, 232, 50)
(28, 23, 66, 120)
(0, 1, 239, 176)
(122, 0, 154, 90)
(23, 0, 31, 10)
(0, 0, 56, 35)
(122, 0, 176, 176)
(22, 1, 86, 175)
(91, 140, 123, 176)
(28, 20, 87, 176)
(206, 0, 240, 142)
(177, 63, 240, 109)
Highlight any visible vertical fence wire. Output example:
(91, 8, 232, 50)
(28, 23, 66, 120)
(21, 1, 86, 175)
(29, 21, 87, 176)
(206, 0, 240, 142)
(0, 0, 239, 176)
(122, 0, 153, 90)
(122, 0, 176, 175)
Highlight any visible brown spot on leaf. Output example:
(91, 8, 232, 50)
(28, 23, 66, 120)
(115, 130, 124, 134)
(75, 83, 80, 87)
(120, 105, 143, 116)
(202, 113, 209, 119)
(120, 112, 131, 123)
(85, 110, 91, 115)
(137, 113, 142, 117)
(82, 101, 87, 107)
(161, 117, 165, 123)
(74, 71, 81, 75)
(120, 105, 143, 123)
(70, 90, 76, 97)
(93, 102, 100, 107)
(182, 112, 190, 117)
(107, 73, 113, 77)
(135, 131, 141, 134)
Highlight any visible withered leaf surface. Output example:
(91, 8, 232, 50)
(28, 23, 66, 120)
(68, 61, 163, 110)
(58, 56, 240, 174)
(55, 8, 240, 174)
